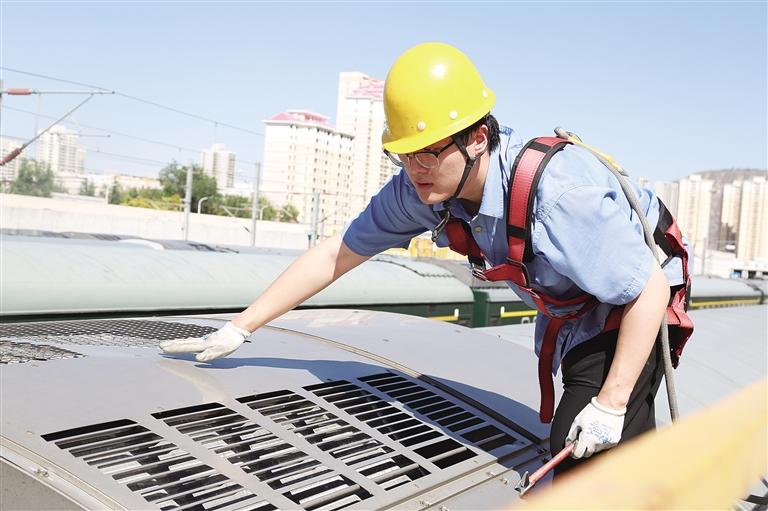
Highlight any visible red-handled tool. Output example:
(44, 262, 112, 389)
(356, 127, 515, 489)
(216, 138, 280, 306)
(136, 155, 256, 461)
(515, 443, 575, 496)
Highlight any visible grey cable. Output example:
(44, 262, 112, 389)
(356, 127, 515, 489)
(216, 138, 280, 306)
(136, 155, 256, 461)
(554, 127, 680, 422)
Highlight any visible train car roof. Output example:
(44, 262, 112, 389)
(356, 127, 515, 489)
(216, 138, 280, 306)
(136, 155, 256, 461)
(1, 236, 472, 317)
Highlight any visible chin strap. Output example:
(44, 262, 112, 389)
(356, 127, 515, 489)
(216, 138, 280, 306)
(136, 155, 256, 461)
(431, 134, 478, 242)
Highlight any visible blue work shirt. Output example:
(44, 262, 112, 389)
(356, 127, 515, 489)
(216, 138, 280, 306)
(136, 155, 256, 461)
(343, 125, 687, 374)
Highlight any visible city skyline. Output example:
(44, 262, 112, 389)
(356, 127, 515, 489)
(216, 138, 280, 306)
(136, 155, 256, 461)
(1, 2, 765, 183)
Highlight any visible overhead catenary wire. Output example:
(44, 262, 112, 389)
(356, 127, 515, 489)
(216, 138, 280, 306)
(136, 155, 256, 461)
(0, 67, 264, 137)
(1, 95, 95, 166)
(3, 105, 261, 167)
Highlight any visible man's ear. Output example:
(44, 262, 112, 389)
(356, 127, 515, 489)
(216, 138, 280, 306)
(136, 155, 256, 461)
(470, 124, 489, 156)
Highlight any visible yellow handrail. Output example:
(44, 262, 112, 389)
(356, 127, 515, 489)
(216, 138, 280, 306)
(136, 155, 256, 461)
(525, 379, 768, 509)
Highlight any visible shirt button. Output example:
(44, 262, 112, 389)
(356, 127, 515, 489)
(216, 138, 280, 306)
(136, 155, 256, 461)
(474, 226, 482, 233)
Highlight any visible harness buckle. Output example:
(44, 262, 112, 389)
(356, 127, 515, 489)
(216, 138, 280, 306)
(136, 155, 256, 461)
(505, 258, 531, 287)
(471, 265, 488, 281)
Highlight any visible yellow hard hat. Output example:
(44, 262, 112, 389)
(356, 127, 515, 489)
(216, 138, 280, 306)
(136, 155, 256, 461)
(382, 42, 496, 154)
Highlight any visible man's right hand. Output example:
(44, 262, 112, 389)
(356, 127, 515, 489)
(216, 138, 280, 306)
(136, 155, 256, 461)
(160, 322, 251, 362)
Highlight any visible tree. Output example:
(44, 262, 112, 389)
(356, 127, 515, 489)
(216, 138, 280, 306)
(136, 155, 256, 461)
(9, 160, 55, 197)
(159, 162, 218, 211)
(214, 194, 251, 218)
(108, 182, 124, 204)
(279, 204, 300, 223)
(79, 179, 96, 196)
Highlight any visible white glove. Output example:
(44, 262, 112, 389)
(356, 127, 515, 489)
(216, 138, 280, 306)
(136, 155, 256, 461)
(159, 322, 251, 362)
(566, 396, 626, 459)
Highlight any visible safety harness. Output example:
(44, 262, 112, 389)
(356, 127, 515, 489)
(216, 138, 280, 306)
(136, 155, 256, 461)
(443, 136, 694, 423)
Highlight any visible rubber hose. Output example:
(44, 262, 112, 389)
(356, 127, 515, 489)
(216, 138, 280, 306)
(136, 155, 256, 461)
(555, 127, 680, 422)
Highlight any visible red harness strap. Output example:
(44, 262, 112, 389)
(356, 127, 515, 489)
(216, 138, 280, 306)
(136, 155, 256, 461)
(443, 136, 694, 423)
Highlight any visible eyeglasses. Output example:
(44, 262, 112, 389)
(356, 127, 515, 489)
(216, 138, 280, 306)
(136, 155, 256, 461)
(384, 140, 455, 169)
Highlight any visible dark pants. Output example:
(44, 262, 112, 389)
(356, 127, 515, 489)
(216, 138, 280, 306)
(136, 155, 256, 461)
(548, 330, 664, 479)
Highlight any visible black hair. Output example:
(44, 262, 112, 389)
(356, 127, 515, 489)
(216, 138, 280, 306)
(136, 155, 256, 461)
(458, 113, 500, 154)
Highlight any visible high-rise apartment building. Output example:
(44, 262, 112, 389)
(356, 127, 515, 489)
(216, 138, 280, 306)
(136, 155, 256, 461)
(736, 176, 767, 261)
(720, 181, 742, 247)
(36, 125, 85, 175)
(201, 143, 236, 189)
(262, 110, 354, 237)
(652, 181, 679, 217)
(335, 72, 397, 213)
(676, 174, 713, 248)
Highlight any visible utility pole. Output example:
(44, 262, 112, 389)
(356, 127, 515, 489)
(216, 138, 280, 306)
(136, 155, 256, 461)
(183, 164, 194, 241)
(310, 191, 321, 247)
(250, 161, 260, 246)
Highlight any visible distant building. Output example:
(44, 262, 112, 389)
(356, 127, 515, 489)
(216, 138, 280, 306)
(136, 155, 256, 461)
(36, 125, 85, 175)
(720, 181, 742, 249)
(262, 109, 354, 236)
(736, 176, 766, 261)
(201, 143, 236, 189)
(336, 72, 398, 213)
(653, 181, 679, 218)
(0, 136, 25, 182)
(676, 174, 714, 250)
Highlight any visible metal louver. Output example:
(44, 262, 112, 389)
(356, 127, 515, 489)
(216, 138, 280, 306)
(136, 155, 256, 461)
(239, 390, 429, 490)
(359, 372, 521, 455)
(153, 402, 373, 511)
(0, 320, 217, 347)
(42, 419, 276, 511)
(302, 380, 478, 469)
(0, 340, 83, 364)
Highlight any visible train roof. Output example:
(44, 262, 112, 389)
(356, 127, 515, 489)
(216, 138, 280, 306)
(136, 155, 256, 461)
(1, 236, 472, 317)
(2, 306, 764, 510)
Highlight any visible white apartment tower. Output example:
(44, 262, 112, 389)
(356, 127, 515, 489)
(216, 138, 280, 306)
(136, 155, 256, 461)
(201, 143, 236, 189)
(336, 72, 397, 213)
(676, 174, 713, 248)
(262, 110, 354, 237)
(736, 176, 767, 261)
(721, 181, 742, 234)
(652, 181, 679, 218)
(36, 125, 85, 175)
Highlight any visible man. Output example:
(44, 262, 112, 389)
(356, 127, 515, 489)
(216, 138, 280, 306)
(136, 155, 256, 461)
(161, 42, 682, 476)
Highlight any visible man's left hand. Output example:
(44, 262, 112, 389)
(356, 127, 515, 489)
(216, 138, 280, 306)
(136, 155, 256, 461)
(566, 397, 626, 458)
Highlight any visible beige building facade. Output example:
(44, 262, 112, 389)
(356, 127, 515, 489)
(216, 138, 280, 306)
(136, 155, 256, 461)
(262, 110, 354, 237)
(201, 143, 236, 189)
(335, 72, 397, 214)
(36, 124, 85, 175)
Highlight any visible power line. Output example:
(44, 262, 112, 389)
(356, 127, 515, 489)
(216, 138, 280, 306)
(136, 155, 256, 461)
(1, 67, 264, 137)
(3, 105, 260, 166)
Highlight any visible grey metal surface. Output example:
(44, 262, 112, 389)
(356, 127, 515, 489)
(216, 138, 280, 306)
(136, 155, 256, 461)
(1, 236, 472, 316)
(691, 276, 762, 298)
(0, 459, 84, 510)
(479, 306, 767, 425)
(1, 312, 545, 510)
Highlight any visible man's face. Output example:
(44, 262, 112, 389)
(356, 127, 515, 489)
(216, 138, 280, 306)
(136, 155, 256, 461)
(400, 137, 467, 205)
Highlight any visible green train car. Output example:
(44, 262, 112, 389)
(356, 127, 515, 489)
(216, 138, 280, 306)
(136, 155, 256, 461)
(1, 233, 763, 328)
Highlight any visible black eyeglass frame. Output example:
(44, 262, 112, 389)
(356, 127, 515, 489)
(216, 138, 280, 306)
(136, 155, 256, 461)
(384, 140, 456, 169)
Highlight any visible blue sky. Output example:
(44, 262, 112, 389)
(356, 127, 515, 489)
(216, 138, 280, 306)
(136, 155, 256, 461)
(1, 1, 766, 183)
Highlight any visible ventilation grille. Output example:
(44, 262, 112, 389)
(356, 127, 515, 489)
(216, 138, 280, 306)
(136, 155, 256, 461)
(154, 402, 372, 511)
(359, 372, 521, 456)
(0, 320, 217, 347)
(302, 380, 478, 469)
(0, 340, 83, 364)
(42, 419, 276, 511)
(240, 390, 429, 489)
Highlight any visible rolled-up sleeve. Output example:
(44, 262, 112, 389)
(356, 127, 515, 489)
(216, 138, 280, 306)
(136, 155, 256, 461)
(534, 185, 654, 305)
(342, 171, 429, 257)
